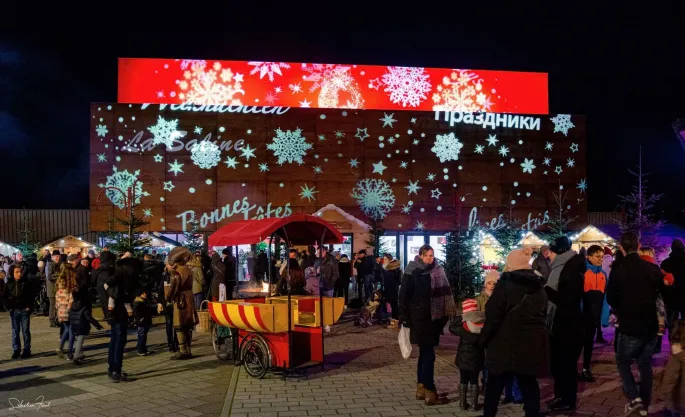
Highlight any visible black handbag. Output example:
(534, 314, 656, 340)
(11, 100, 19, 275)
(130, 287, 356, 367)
(448, 315, 462, 336)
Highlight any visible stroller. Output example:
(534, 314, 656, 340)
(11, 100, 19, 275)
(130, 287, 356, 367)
(355, 290, 389, 328)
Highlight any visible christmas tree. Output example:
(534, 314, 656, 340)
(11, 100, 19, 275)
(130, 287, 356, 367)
(443, 228, 483, 301)
(366, 218, 390, 257)
(16, 217, 40, 255)
(108, 204, 152, 254)
(619, 147, 663, 247)
(548, 180, 577, 239)
(182, 219, 205, 253)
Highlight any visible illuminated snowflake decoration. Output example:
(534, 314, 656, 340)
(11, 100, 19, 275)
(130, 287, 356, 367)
(382, 66, 431, 108)
(550, 114, 575, 136)
(577, 178, 587, 193)
(432, 70, 492, 112)
(95, 125, 109, 137)
(178, 61, 245, 105)
(248, 61, 290, 82)
(267, 128, 312, 165)
(302, 64, 364, 108)
(431, 132, 463, 163)
(190, 141, 222, 169)
(520, 158, 536, 174)
(350, 178, 396, 220)
(299, 184, 318, 202)
(148, 116, 182, 147)
(176, 59, 207, 70)
(98, 166, 149, 209)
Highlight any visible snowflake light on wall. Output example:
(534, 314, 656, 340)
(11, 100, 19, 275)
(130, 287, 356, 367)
(382, 66, 432, 108)
(431, 132, 464, 163)
(550, 114, 575, 136)
(302, 64, 364, 109)
(190, 141, 222, 169)
(267, 128, 313, 165)
(98, 166, 150, 209)
(350, 178, 396, 220)
(96, 125, 109, 137)
(178, 61, 245, 105)
(248, 61, 290, 81)
(148, 116, 182, 147)
(432, 70, 492, 112)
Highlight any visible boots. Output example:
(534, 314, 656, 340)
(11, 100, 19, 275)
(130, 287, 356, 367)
(459, 383, 469, 410)
(424, 388, 447, 406)
(416, 383, 425, 400)
(469, 384, 480, 411)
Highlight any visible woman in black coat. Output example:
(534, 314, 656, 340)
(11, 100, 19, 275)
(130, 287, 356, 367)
(480, 268, 549, 417)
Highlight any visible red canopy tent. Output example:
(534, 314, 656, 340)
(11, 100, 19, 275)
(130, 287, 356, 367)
(208, 214, 344, 247)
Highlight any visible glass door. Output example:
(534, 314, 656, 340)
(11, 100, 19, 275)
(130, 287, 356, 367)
(404, 234, 427, 267)
(429, 235, 447, 262)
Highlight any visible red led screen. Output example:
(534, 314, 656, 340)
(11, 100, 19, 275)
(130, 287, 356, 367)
(118, 58, 548, 114)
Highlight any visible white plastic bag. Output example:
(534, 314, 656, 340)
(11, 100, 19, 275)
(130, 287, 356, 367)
(399, 325, 412, 359)
(219, 283, 227, 301)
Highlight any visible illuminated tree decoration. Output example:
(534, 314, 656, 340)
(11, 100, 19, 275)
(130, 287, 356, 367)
(550, 114, 575, 136)
(98, 166, 150, 209)
(178, 61, 245, 105)
(248, 61, 290, 82)
(350, 178, 396, 220)
(432, 70, 492, 112)
(190, 141, 222, 169)
(267, 128, 313, 165)
(381, 66, 432, 108)
(431, 132, 464, 163)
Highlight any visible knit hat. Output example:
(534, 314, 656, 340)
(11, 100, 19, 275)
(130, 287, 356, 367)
(462, 298, 478, 314)
(603, 246, 613, 256)
(484, 270, 500, 285)
(52, 250, 61, 256)
(550, 236, 572, 254)
(67, 253, 79, 262)
(505, 249, 532, 271)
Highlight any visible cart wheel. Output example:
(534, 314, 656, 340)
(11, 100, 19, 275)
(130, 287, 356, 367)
(212, 325, 234, 361)
(241, 335, 270, 378)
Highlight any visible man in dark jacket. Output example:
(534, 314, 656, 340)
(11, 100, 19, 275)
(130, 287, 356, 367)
(607, 232, 665, 415)
(3, 264, 34, 358)
(532, 245, 552, 281)
(315, 247, 339, 297)
(382, 254, 402, 320)
(221, 247, 236, 300)
(93, 251, 116, 317)
(45, 250, 62, 327)
(660, 239, 685, 328)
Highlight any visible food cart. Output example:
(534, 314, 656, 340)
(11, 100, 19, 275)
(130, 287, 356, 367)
(207, 215, 345, 378)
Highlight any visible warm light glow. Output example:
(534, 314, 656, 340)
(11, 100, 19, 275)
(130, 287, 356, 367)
(262, 282, 270, 293)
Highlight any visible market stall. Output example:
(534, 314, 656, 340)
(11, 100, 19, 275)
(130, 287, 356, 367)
(569, 225, 617, 251)
(42, 235, 97, 256)
(0, 241, 20, 256)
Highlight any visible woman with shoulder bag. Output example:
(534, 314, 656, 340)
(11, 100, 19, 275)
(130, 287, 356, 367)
(161, 247, 199, 360)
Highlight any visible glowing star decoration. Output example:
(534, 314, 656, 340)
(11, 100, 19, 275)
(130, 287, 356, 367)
(431, 132, 463, 163)
(163, 181, 175, 192)
(486, 134, 499, 147)
(153, 154, 163, 163)
(142, 208, 153, 218)
(382, 66, 431, 108)
(432, 70, 492, 112)
(410, 117, 417, 124)
(148, 116, 182, 147)
(427, 173, 436, 181)
(555, 166, 563, 175)
(349, 158, 359, 168)
(258, 163, 269, 172)
(317, 134, 326, 142)
(267, 128, 312, 165)
(190, 141, 222, 169)
(474, 144, 484, 154)
(570, 143, 579, 153)
(299, 98, 311, 108)
(577, 178, 587, 193)
(401, 204, 411, 214)
(224, 156, 238, 169)
(566, 158, 575, 168)
(545, 142, 553, 151)
(380, 113, 397, 128)
(350, 178, 396, 220)
(498, 145, 510, 157)
(248, 61, 290, 82)
(372, 161, 387, 175)
(194, 126, 202, 134)
(415, 221, 425, 231)
(313, 166, 323, 174)
(289, 83, 302, 94)
(355, 128, 369, 142)
(240, 144, 257, 161)
(178, 61, 244, 105)
(550, 114, 575, 136)
(543, 157, 551, 166)
(431, 188, 442, 199)
(400, 161, 409, 169)
(98, 167, 150, 209)
(335, 130, 345, 138)
(97, 153, 107, 162)
(299, 183, 318, 202)
(302, 64, 364, 108)
(96, 125, 109, 137)
(168, 159, 184, 176)
(520, 158, 536, 174)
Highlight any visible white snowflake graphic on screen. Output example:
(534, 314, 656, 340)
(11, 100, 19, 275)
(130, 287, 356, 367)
(190, 141, 222, 169)
(267, 128, 313, 165)
(432, 70, 492, 112)
(302, 64, 364, 108)
(350, 178, 396, 220)
(381, 66, 431, 108)
(431, 132, 464, 163)
(98, 167, 149, 209)
(148, 116, 182, 147)
(520, 158, 536, 174)
(176, 59, 207, 70)
(550, 114, 575, 136)
(248, 61, 290, 82)
(177, 61, 244, 105)
(95, 125, 109, 137)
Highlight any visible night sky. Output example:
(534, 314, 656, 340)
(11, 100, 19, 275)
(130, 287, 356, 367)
(3, 4, 684, 223)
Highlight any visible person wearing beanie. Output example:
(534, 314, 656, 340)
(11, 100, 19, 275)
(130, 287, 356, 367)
(45, 250, 63, 327)
(532, 245, 552, 281)
(456, 298, 486, 411)
(544, 236, 587, 412)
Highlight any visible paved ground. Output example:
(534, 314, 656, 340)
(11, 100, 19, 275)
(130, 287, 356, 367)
(0, 307, 673, 417)
(0, 310, 233, 417)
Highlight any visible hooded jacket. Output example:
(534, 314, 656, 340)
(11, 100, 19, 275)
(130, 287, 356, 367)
(383, 259, 402, 300)
(662, 241, 685, 308)
(583, 260, 607, 321)
(314, 253, 339, 292)
(545, 250, 586, 340)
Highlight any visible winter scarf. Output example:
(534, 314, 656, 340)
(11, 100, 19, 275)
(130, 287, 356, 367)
(405, 256, 456, 320)
(586, 260, 604, 274)
(545, 250, 578, 293)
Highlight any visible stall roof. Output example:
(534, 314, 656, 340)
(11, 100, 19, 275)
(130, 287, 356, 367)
(144, 233, 181, 247)
(0, 241, 20, 255)
(208, 215, 344, 247)
(41, 235, 97, 250)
